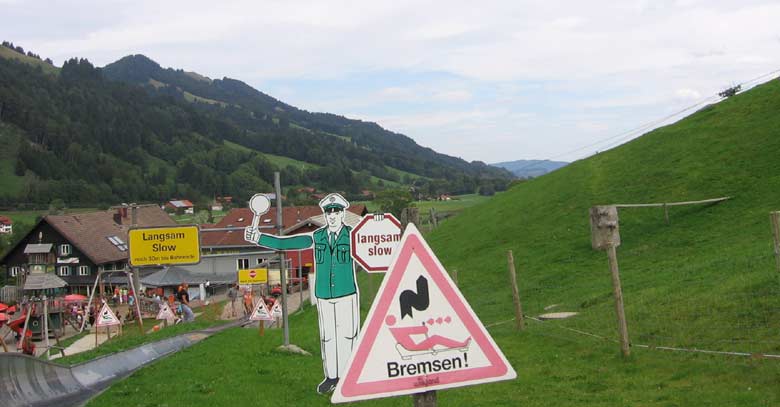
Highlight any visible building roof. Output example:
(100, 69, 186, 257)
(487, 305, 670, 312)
(0, 215, 12, 225)
(167, 200, 194, 208)
(201, 204, 367, 248)
(24, 244, 53, 254)
(45, 205, 176, 265)
(24, 273, 68, 290)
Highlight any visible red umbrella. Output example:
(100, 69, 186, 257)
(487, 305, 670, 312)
(64, 294, 88, 302)
(0, 303, 7, 312)
(0, 313, 8, 321)
(7, 305, 16, 314)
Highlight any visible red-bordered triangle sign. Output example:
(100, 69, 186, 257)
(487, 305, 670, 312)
(332, 224, 516, 403)
(270, 299, 282, 319)
(250, 298, 273, 321)
(96, 303, 121, 327)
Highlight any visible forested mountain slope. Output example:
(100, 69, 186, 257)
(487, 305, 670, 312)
(0, 46, 511, 207)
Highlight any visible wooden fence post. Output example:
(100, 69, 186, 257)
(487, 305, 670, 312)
(429, 208, 438, 229)
(607, 245, 630, 357)
(771, 212, 780, 274)
(663, 203, 670, 225)
(507, 251, 524, 330)
(590, 206, 630, 357)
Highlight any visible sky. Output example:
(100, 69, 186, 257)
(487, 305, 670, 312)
(2, 0, 780, 164)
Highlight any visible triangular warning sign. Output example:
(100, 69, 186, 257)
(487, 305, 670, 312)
(270, 299, 282, 319)
(156, 303, 175, 321)
(250, 298, 273, 321)
(332, 224, 516, 403)
(96, 303, 121, 327)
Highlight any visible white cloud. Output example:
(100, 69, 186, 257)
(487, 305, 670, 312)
(4, 0, 780, 162)
(432, 90, 472, 102)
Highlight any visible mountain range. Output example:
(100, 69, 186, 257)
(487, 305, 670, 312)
(0, 44, 512, 208)
(490, 159, 568, 178)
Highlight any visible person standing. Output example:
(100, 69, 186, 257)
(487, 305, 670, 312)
(227, 284, 238, 317)
(245, 193, 359, 394)
(177, 283, 195, 322)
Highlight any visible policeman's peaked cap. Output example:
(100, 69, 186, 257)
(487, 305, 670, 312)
(320, 193, 350, 211)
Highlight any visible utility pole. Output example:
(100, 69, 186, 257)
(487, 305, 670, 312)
(275, 172, 290, 346)
(129, 204, 144, 335)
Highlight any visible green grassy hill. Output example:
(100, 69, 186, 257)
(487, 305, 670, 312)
(0, 45, 59, 75)
(83, 80, 780, 406)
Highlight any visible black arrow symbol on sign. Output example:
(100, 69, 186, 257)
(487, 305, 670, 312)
(399, 276, 429, 319)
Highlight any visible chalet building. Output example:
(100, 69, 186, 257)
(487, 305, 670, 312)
(0, 215, 12, 234)
(164, 199, 195, 214)
(0, 205, 176, 295)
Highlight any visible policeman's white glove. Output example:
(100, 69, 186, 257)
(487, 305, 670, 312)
(372, 213, 385, 222)
(244, 227, 261, 244)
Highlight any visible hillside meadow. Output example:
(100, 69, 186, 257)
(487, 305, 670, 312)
(81, 79, 780, 406)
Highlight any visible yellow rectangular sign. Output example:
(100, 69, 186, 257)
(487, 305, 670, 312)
(128, 225, 201, 266)
(238, 268, 268, 284)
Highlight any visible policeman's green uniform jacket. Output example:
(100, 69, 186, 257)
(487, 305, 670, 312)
(256, 225, 355, 299)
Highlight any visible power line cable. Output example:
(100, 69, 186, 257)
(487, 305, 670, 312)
(505, 67, 780, 175)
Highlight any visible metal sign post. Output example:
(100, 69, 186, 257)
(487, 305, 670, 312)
(275, 172, 290, 346)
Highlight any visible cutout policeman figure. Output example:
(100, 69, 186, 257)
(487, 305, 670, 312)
(245, 192, 359, 394)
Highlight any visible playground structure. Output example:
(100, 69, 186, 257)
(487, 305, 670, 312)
(0, 296, 73, 357)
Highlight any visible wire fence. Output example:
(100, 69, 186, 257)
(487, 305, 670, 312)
(501, 250, 780, 358)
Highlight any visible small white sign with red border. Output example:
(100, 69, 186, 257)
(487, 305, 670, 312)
(156, 303, 175, 321)
(250, 298, 274, 321)
(96, 303, 121, 327)
(350, 213, 403, 272)
(270, 299, 283, 319)
(332, 224, 516, 403)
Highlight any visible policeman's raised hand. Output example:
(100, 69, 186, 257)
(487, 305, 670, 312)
(244, 227, 260, 244)
(372, 213, 385, 222)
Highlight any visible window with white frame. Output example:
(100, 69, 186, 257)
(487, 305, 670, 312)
(59, 244, 72, 256)
(237, 258, 249, 270)
(58, 266, 71, 276)
(256, 258, 267, 266)
(78, 265, 90, 276)
(9, 266, 20, 277)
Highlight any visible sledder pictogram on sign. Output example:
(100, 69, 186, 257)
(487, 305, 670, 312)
(96, 303, 121, 327)
(332, 224, 516, 403)
(250, 298, 274, 321)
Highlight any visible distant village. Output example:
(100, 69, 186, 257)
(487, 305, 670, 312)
(0, 195, 369, 304)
